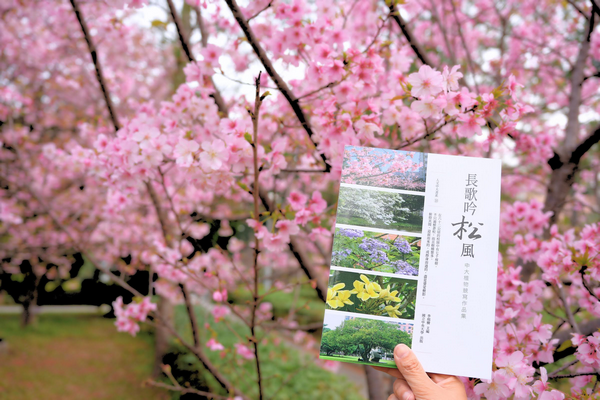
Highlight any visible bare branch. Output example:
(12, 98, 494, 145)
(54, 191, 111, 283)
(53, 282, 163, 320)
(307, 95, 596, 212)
(145, 380, 229, 399)
(249, 72, 265, 400)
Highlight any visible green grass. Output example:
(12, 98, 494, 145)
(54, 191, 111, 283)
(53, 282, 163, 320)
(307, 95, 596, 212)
(337, 215, 423, 233)
(319, 355, 396, 368)
(0, 315, 168, 400)
(173, 305, 364, 400)
(230, 284, 326, 326)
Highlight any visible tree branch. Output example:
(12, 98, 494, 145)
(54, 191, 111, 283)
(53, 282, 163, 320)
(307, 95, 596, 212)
(166, 0, 228, 115)
(145, 379, 229, 399)
(388, 2, 433, 66)
(180, 283, 201, 348)
(258, 190, 327, 302)
(224, 0, 330, 172)
(249, 72, 265, 400)
(69, 0, 120, 132)
(563, 11, 595, 151)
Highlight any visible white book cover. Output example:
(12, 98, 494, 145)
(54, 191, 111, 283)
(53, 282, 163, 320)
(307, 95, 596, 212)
(319, 145, 501, 380)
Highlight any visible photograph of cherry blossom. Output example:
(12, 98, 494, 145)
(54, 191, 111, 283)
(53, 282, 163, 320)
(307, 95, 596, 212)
(336, 186, 425, 233)
(326, 270, 417, 320)
(319, 311, 413, 368)
(331, 228, 420, 276)
(341, 146, 427, 192)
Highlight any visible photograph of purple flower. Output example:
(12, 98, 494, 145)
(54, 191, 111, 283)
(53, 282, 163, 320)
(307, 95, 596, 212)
(331, 228, 420, 276)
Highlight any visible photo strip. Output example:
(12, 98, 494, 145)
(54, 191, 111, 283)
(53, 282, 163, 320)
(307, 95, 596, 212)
(320, 310, 414, 368)
(331, 228, 420, 277)
(336, 186, 425, 234)
(326, 270, 417, 320)
(341, 146, 428, 192)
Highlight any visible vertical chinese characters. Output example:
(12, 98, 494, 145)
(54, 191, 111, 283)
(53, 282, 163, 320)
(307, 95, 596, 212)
(451, 174, 484, 258)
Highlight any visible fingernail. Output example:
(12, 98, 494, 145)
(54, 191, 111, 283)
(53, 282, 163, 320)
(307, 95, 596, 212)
(394, 344, 410, 360)
(402, 392, 414, 400)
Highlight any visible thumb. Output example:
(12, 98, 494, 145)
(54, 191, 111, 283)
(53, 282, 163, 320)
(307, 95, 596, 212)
(393, 344, 437, 396)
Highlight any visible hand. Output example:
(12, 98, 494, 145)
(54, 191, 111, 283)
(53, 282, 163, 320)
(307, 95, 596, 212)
(372, 344, 467, 400)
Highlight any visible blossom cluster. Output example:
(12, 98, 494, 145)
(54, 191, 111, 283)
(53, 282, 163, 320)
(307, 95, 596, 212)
(113, 296, 156, 337)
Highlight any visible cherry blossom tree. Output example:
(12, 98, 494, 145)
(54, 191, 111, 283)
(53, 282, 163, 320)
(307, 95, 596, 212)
(1, 0, 600, 399)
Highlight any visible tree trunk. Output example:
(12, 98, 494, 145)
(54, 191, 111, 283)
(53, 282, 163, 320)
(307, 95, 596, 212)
(152, 295, 173, 377)
(21, 282, 38, 327)
(365, 365, 387, 400)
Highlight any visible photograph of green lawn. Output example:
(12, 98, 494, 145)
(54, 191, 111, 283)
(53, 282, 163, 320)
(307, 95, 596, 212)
(319, 311, 413, 368)
(326, 270, 417, 319)
(336, 186, 424, 233)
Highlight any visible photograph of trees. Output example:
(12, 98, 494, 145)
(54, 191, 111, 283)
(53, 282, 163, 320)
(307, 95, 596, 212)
(336, 187, 425, 233)
(341, 146, 427, 191)
(319, 312, 413, 368)
(326, 271, 417, 319)
(331, 228, 420, 276)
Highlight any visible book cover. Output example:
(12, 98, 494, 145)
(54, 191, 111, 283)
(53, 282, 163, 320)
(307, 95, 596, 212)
(319, 145, 501, 380)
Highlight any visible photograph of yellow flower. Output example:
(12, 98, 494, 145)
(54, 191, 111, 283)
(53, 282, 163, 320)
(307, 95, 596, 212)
(325, 270, 417, 320)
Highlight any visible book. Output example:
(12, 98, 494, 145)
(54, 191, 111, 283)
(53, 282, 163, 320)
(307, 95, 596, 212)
(319, 145, 501, 380)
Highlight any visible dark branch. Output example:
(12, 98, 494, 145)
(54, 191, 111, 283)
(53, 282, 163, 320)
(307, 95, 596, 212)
(224, 0, 331, 172)
(388, 2, 433, 66)
(69, 0, 120, 132)
(570, 124, 600, 165)
(180, 283, 201, 348)
(166, 0, 228, 115)
(247, 1, 273, 22)
(258, 190, 327, 302)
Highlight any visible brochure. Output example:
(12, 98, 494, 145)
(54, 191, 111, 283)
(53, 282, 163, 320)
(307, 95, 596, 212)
(319, 145, 501, 380)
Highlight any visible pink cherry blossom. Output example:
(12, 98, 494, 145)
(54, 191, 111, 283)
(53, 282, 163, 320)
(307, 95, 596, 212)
(407, 65, 444, 98)
(174, 138, 200, 166)
(206, 338, 225, 351)
(235, 343, 255, 360)
(199, 139, 228, 171)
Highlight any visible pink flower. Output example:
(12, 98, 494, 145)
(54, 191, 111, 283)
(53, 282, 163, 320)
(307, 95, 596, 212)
(206, 338, 225, 351)
(235, 343, 255, 360)
(308, 191, 327, 214)
(411, 95, 446, 118)
(507, 74, 523, 98)
(212, 305, 230, 322)
(309, 227, 331, 241)
(94, 134, 109, 152)
(407, 65, 444, 98)
(199, 139, 228, 171)
(183, 61, 203, 82)
(288, 191, 308, 211)
(112, 296, 155, 337)
(201, 44, 222, 68)
(174, 139, 200, 166)
(457, 113, 485, 137)
(294, 208, 311, 226)
(212, 289, 228, 302)
(275, 219, 299, 239)
(474, 371, 511, 400)
(442, 65, 463, 92)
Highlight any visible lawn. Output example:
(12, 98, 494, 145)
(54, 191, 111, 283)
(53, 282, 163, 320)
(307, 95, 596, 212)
(337, 215, 423, 234)
(0, 315, 167, 400)
(172, 304, 365, 400)
(319, 354, 396, 368)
